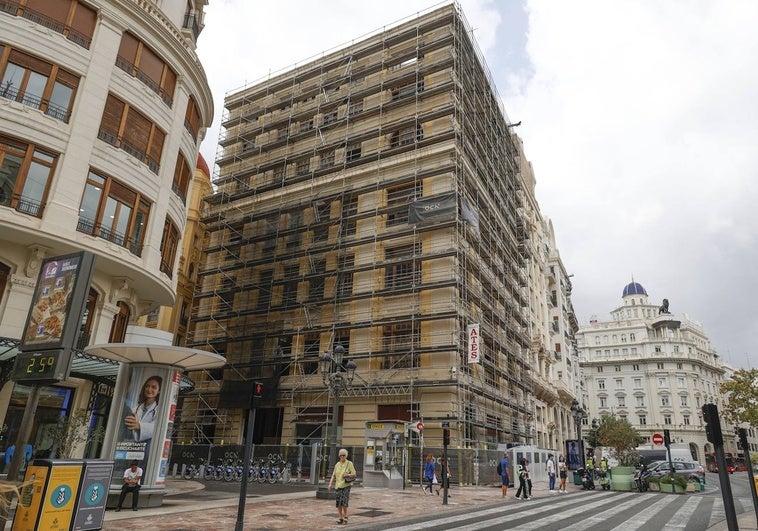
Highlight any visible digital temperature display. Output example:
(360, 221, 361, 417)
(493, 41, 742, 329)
(12, 350, 71, 383)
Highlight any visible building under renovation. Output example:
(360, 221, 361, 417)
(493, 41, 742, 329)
(185, 4, 545, 450)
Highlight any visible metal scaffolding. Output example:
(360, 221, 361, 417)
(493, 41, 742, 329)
(179, 4, 537, 448)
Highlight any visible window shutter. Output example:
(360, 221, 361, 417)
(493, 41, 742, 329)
(100, 94, 125, 135)
(122, 106, 151, 153)
(118, 32, 140, 64)
(70, 2, 97, 39)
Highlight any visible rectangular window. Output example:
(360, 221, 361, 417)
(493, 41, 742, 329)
(683, 415, 690, 426)
(322, 110, 338, 126)
(0, 135, 57, 217)
(615, 378, 623, 388)
(634, 378, 642, 388)
(657, 362, 664, 369)
(632, 364, 639, 371)
(680, 396, 688, 407)
(172, 154, 191, 203)
(599, 397, 607, 408)
(116, 31, 176, 106)
(346, 143, 361, 162)
(296, 159, 310, 176)
(391, 125, 423, 147)
(348, 100, 363, 117)
(300, 118, 314, 132)
(658, 378, 667, 388)
(76, 169, 150, 256)
(597, 367, 604, 373)
(8, 0, 96, 48)
(184, 96, 201, 140)
(598, 380, 605, 390)
(639, 415, 647, 425)
(159, 217, 180, 277)
(0, 48, 79, 122)
(664, 415, 672, 425)
(661, 396, 670, 406)
(614, 365, 621, 372)
(617, 397, 625, 407)
(320, 150, 335, 168)
(382, 322, 419, 369)
(391, 80, 424, 100)
(98, 93, 164, 173)
(636, 396, 644, 407)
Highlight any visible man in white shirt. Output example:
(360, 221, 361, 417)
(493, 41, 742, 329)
(115, 460, 142, 511)
(546, 454, 556, 493)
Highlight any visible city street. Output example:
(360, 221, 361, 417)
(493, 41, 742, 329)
(89, 471, 757, 530)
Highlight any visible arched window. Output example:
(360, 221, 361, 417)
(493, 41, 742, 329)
(77, 288, 98, 349)
(109, 301, 130, 342)
(0, 262, 9, 307)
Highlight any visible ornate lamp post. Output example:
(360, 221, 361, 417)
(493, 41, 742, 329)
(317, 344, 356, 496)
(570, 399, 586, 470)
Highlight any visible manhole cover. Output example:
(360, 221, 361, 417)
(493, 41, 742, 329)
(354, 509, 392, 518)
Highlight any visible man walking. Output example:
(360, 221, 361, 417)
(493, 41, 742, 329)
(498, 453, 509, 497)
(546, 454, 556, 493)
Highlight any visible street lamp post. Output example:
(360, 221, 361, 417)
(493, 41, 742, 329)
(316, 344, 356, 499)
(570, 399, 586, 470)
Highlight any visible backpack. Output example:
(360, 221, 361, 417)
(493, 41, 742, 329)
(497, 462, 502, 475)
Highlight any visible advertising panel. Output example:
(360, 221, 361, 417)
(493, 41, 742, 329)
(20, 252, 95, 350)
(37, 463, 83, 531)
(112, 366, 171, 485)
(72, 460, 114, 530)
(154, 370, 181, 485)
(11, 465, 49, 531)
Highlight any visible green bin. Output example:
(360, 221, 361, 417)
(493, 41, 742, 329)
(573, 471, 583, 485)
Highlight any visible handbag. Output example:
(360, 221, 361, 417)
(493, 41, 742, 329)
(432, 474, 439, 485)
(344, 475, 356, 483)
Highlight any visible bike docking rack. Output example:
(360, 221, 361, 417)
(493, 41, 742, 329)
(174, 448, 300, 485)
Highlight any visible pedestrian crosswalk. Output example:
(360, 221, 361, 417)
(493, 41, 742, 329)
(381, 490, 752, 531)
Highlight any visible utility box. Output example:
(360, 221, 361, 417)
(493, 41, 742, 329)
(11, 459, 113, 531)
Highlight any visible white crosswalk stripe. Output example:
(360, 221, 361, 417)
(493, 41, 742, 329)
(610, 494, 680, 531)
(383, 491, 742, 531)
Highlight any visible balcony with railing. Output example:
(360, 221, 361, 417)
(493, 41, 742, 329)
(115, 56, 174, 107)
(97, 129, 160, 174)
(182, 13, 200, 40)
(76, 217, 143, 256)
(1, 192, 44, 217)
(1, 0, 92, 49)
(0, 84, 71, 122)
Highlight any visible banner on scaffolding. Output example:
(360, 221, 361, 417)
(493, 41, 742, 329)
(467, 323, 480, 363)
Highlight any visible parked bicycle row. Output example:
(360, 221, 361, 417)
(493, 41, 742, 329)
(181, 455, 294, 483)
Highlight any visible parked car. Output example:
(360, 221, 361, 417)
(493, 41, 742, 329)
(643, 460, 704, 483)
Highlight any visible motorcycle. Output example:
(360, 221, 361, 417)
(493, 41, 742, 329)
(634, 463, 649, 492)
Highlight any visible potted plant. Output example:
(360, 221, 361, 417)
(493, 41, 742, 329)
(686, 479, 698, 492)
(647, 476, 660, 491)
(660, 474, 687, 493)
(595, 415, 644, 491)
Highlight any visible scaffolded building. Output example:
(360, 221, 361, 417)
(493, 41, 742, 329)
(185, 4, 536, 448)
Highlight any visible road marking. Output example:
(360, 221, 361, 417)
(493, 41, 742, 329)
(610, 494, 678, 531)
(663, 496, 703, 529)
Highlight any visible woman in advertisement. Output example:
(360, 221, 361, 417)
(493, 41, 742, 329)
(124, 375, 162, 442)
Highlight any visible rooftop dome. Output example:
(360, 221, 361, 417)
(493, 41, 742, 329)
(622, 281, 648, 297)
(196, 153, 211, 180)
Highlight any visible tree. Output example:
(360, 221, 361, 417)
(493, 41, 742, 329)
(720, 368, 758, 427)
(595, 415, 644, 466)
(44, 408, 105, 459)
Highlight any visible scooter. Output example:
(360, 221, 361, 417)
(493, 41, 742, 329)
(578, 467, 595, 490)
(597, 468, 610, 490)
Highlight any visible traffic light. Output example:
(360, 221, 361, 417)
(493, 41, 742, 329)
(663, 429, 671, 447)
(253, 381, 264, 399)
(442, 428, 450, 446)
(702, 403, 723, 446)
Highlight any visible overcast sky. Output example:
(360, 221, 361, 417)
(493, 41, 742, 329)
(196, 1, 757, 370)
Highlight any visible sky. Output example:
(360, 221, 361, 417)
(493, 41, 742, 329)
(196, 1, 757, 370)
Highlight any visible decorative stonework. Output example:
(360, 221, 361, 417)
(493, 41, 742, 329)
(25, 245, 50, 278)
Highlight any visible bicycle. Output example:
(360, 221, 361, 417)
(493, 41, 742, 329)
(182, 459, 206, 480)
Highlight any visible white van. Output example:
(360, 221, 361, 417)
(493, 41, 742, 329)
(637, 446, 694, 465)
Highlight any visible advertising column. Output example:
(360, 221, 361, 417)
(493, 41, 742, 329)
(111, 365, 172, 487)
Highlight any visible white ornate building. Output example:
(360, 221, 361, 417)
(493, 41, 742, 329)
(0, 0, 212, 455)
(576, 280, 736, 461)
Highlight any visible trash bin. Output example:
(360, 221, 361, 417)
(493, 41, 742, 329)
(573, 470, 583, 485)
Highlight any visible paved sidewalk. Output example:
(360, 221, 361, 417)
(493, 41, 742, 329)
(100, 480, 548, 530)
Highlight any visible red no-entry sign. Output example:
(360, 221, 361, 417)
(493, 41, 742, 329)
(416, 421, 424, 431)
(652, 433, 664, 445)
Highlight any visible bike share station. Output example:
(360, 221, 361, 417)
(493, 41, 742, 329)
(363, 421, 406, 488)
